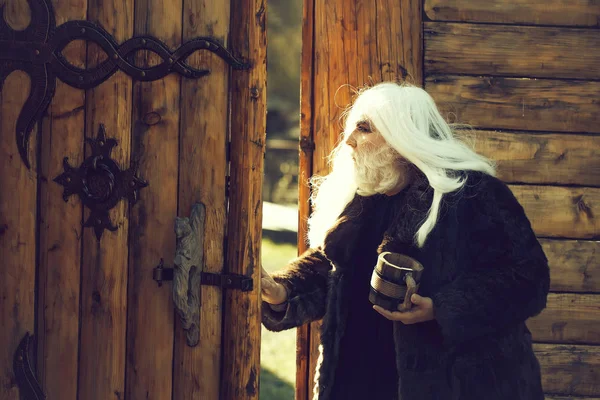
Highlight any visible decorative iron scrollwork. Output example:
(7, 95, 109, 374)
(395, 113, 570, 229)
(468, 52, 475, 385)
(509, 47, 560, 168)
(0, 0, 251, 168)
(54, 124, 148, 240)
(14, 333, 46, 400)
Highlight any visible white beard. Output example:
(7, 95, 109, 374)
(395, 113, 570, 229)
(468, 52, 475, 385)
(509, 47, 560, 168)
(352, 141, 406, 196)
(307, 142, 406, 247)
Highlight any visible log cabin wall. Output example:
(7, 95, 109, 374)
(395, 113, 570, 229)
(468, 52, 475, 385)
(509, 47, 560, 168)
(298, 0, 600, 399)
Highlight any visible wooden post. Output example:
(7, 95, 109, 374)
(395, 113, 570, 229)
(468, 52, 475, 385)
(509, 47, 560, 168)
(298, 0, 423, 397)
(36, 0, 87, 398)
(296, 0, 315, 397)
(173, 0, 231, 398)
(221, 0, 267, 398)
(125, 0, 182, 397)
(0, 24, 37, 400)
(77, 0, 133, 397)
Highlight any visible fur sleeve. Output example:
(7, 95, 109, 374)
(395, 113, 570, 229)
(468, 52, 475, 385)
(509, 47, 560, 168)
(432, 175, 550, 346)
(262, 247, 332, 332)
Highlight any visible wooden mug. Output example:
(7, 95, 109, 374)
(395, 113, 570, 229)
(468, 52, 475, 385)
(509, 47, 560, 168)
(369, 252, 424, 312)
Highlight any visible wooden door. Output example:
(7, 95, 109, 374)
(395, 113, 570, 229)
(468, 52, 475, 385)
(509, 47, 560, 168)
(298, 0, 600, 399)
(0, 0, 266, 399)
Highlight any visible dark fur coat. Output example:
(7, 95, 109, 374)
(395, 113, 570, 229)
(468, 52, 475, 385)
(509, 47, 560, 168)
(262, 172, 550, 400)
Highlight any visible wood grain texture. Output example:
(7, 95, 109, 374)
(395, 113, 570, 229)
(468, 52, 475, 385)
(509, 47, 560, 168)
(77, 0, 133, 398)
(221, 0, 267, 398)
(541, 239, 600, 293)
(424, 0, 600, 27)
(36, 0, 86, 398)
(509, 185, 600, 239)
(297, 0, 314, 397)
(426, 76, 600, 134)
(0, 71, 36, 400)
(535, 344, 600, 396)
(424, 22, 600, 80)
(459, 130, 600, 186)
(125, 0, 180, 398)
(527, 294, 600, 344)
(173, 0, 230, 398)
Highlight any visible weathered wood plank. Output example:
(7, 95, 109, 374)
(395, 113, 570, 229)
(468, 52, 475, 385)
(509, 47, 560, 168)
(509, 185, 600, 239)
(426, 76, 600, 134)
(36, 0, 86, 398)
(424, 0, 600, 27)
(77, 0, 133, 398)
(459, 130, 600, 187)
(0, 71, 36, 399)
(297, 0, 314, 396)
(424, 23, 600, 80)
(535, 344, 600, 396)
(172, 0, 230, 399)
(221, 0, 267, 398)
(125, 0, 180, 398)
(527, 294, 600, 345)
(541, 239, 600, 293)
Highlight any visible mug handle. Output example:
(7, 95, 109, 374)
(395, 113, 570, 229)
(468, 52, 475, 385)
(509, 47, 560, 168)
(398, 272, 417, 312)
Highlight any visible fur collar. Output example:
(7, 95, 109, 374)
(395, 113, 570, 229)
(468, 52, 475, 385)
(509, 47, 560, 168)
(321, 172, 433, 269)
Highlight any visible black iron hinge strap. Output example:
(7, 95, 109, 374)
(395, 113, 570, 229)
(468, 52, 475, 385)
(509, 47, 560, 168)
(152, 265, 253, 292)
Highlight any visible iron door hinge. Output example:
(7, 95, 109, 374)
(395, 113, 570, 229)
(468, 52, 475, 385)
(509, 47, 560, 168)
(153, 259, 253, 292)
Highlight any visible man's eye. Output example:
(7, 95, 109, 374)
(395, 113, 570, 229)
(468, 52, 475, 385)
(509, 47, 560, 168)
(357, 124, 371, 133)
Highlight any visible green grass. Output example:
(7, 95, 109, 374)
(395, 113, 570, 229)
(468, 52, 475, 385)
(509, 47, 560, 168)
(260, 237, 298, 400)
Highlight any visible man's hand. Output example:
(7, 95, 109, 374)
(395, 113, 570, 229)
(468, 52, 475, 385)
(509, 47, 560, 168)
(373, 294, 435, 324)
(261, 266, 289, 305)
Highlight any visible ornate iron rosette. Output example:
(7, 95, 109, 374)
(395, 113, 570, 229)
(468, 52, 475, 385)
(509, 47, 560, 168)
(0, 0, 251, 168)
(54, 124, 148, 240)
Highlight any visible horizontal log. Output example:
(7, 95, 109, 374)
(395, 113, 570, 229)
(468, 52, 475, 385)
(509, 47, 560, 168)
(528, 294, 600, 345)
(460, 130, 600, 187)
(535, 344, 600, 396)
(541, 239, 600, 293)
(509, 185, 600, 239)
(424, 23, 600, 80)
(426, 76, 600, 133)
(424, 0, 600, 27)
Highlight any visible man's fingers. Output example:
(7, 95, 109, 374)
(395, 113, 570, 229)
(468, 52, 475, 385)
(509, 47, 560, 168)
(373, 305, 420, 324)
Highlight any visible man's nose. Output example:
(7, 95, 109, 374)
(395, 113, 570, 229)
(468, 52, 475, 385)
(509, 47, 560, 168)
(345, 133, 357, 149)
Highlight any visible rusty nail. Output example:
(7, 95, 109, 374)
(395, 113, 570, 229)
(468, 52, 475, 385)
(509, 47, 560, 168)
(250, 87, 260, 99)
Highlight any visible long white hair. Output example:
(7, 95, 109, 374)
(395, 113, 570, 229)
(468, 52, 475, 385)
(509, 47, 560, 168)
(307, 82, 496, 248)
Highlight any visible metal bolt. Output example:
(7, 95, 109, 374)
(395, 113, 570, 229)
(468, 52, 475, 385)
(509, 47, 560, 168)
(113, 53, 118, 60)
(66, 177, 71, 183)
(130, 181, 136, 188)
(250, 87, 260, 99)
(227, 278, 232, 285)
(141, 39, 147, 45)
(81, 28, 86, 34)
(98, 141, 105, 147)
(34, 49, 40, 56)
(79, 76, 83, 81)
(96, 219, 102, 225)
(17, 355, 23, 361)
(141, 71, 146, 77)
(168, 57, 174, 64)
